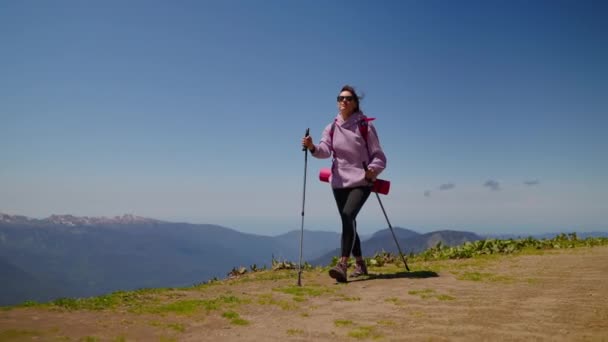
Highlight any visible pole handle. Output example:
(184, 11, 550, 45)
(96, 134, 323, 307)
(362, 162, 373, 183)
(302, 128, 310, 151)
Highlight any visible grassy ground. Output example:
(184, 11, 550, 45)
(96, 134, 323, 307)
(1, 237, 607, 341)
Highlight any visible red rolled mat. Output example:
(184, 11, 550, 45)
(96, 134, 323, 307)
(319, 168, 331, 182)
(318, 168, 390, 195)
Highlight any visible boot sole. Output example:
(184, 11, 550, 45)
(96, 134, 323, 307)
(328, 269, 347, 283)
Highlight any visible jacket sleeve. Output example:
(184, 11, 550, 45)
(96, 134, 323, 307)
(311, 123, 333, 159)
(366, 123, 387, 175)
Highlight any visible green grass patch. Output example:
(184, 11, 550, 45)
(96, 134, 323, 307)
(377, 320, 396, 326)
(385, 297, 401, 305)
(188, 278, 223, 291)
(222, 311, 249, 326)
(287, 328, 304, 336)
(17, 288, 169, 312)
(457, 272, 512, 283)
(157, 300, 209, 314)
(334, 319, 354, 327)
(273, 285, 332, 297)
(271, 285, 333, 305)
(53, 296, 114, 311)
(158, 337, 177, 342)
(408, 288, 436, 299)
(526, 278, 540, 284)
(334, 294, 361, 302)
(359, 234, 608, 270)
(410, 310, 426, 318)
(222, 311, 239, 319)
(518, 247, 549, 256)
(458, 272, 484, 281)
(231, 317, 250, 325)
(167, 323, 185, 333)
(408, 254, 503, 275)
(149, 320, 163, 327)
(148, 295, 248, 315)
(412, 234, 608, 261)
(0, 329, 43, 340)
(257, 294, 297, 310)
(348, 326, 381, 339)
(226, 270, 295, 285)
(18, 300, 40, 308)
(409, 289, 455, 301)
(407, 261, 444, 273)
(81, 337, 99, 342)
(120, 319, 134, 326)
(166, 292, 188, 299)
(437, 294, 456, 301)
(149, 320, 186, 334)
(444, 256, 500, 270)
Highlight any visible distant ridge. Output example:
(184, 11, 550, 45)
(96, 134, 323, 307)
(0, 212, 161, 226)
(367, 227, 420, 241)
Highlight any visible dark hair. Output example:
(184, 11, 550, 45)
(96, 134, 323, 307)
(339, 85, 363, 113)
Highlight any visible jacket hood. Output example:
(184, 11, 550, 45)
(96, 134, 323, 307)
(335, 111, 365, 127)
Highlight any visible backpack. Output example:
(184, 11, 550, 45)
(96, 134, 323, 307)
(329, 115, 375, 156)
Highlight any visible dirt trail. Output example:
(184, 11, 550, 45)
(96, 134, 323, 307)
(1, 247, 607, 341)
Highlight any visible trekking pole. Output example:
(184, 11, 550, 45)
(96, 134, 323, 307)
(298, 128, 310, 286)
(363, 163, 410, 272)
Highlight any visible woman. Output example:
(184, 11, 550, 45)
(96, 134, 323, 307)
(302, 85, 387, 283)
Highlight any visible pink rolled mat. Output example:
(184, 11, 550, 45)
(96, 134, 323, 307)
(318, 168, 390, 195)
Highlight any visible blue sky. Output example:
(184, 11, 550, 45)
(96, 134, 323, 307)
(1, 0, 607, 236)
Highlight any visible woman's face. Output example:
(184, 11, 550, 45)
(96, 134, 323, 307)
(337, 91, 356, 115)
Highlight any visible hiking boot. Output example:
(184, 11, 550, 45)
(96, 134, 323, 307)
(329, 262, 348, 283)
(351, 260, 368, 278)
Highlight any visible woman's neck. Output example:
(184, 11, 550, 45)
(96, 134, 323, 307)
(340, 110, 355, 121)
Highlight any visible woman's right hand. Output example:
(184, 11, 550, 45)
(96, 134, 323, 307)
(301, 135, 314, 151)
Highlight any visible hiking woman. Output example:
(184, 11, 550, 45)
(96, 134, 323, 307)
(301, 85, 387, 282)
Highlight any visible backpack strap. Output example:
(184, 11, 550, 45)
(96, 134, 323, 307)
(359, 116, 375, 158)
(329, 118, 337, 143)
(358, 116, 375, 145)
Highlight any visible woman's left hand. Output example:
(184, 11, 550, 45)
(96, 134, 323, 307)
(365, 168, 377, 182)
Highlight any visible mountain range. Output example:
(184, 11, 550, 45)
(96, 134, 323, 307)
(2, 212, 599, 306)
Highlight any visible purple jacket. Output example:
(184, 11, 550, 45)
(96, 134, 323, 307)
(312, 112, 387, 189)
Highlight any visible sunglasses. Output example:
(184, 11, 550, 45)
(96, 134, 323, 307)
(337, 95, 355, 102)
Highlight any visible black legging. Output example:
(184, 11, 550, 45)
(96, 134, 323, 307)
(332, 186, 372, 258)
